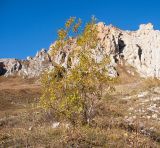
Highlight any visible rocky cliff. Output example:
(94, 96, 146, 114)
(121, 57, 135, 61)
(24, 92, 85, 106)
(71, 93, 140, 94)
(96, 22, 160, 78)
(1, 22, 160, 78)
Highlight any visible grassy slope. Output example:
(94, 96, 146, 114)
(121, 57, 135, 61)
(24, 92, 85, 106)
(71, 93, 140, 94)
(0, 72, 159, 147)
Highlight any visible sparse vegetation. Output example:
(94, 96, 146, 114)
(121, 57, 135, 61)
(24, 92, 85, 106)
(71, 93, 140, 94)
(0, 76, 160, 147)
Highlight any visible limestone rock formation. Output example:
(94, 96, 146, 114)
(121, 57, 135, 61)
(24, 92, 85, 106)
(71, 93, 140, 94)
(96, 22, 160, 78)
(0, 49, 53, 78)
(1, 22, 160, 78)
(19, 48, 52, 77)
(0, 59, 22, 76)
(121, 23, 160, 78)
(48, 22, 160, 79)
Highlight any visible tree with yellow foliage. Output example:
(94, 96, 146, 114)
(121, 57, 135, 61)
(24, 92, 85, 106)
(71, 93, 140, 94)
(40, 17, 114, 126)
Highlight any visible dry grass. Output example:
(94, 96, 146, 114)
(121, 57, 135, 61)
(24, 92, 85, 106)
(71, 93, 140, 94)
(116, 63, 141, 84)
(0, 76, 159, 147)
(141, 77, 160, 89)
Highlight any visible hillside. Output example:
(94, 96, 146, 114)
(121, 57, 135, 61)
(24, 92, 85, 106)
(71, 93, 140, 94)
(0, 73, 160, 147)
(0, 21, 160, 147)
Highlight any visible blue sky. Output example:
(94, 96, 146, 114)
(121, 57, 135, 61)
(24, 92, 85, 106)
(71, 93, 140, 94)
(0, 0, 160, 59)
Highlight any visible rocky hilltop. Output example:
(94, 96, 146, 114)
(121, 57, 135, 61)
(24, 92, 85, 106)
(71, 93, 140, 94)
(1, 22, 160, 78)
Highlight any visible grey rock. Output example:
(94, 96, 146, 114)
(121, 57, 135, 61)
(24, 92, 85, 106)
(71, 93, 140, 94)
(0, 59, 22, 76)
(19, 49, 52, 78)
(137, 91, 149, 98)
(52, 122, 60, 128)
(0, 49, 52, 78)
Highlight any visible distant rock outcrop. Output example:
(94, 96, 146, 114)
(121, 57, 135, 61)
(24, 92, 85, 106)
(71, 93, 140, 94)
(0, 59, 22, 76)
(0, 49, 53, 78)
(19, 48, 53, 77)
(1, 22, 160, 78)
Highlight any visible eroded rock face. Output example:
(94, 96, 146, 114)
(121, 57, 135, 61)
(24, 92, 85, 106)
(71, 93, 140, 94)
(1, 22, 160, 78)
(48, 30, 118, 78)
(0, 59, 22, 76)
(19, 48, 52, 77)
(121, 23, 160, 78)
(0, 49, 53, 78)
(47, 22, 160, 79)
(96, 22, 160, 78)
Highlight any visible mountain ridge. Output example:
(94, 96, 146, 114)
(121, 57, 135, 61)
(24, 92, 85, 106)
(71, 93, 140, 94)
(1, 22, 160, 79)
